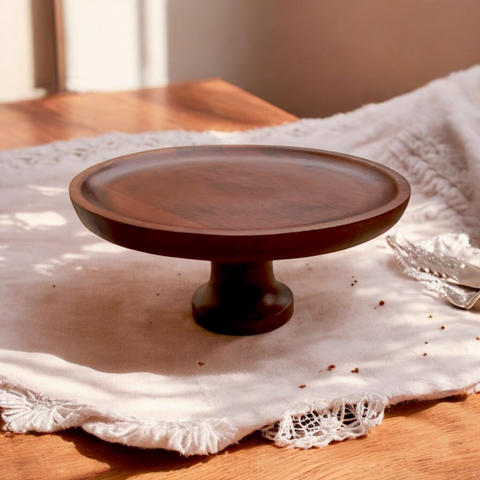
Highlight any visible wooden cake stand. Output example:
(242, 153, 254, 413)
(69, 145, 410, 335)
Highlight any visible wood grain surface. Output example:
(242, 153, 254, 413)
(1, 79, 480, 479)
(0, 78, 296, 150)
(69, 145, 410, 261)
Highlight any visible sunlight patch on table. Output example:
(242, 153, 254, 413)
(15, 212, 67, 229)
(0, 215, 15, 226)
(33, 263, 56, 276)
(82, 242, 126, 254)
(62, 253, 90, 261)
(27, 185, 68, 196)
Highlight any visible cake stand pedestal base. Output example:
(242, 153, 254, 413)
(192, 261, 294, 335)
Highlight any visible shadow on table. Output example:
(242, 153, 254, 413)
(386, 394, 468, 419)
(58, 427, 266, 479)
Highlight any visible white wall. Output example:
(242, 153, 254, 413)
(0, 0, 168, 102)
(0, 0, 45, 101)
(63, 0, 168, 92)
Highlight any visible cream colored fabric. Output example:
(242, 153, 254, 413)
(2, 66, 480, 455)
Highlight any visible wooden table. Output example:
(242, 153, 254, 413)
(1, 79, 479, 479)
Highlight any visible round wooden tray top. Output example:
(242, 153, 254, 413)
(70, 145, 410, 335)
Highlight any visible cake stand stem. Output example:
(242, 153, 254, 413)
(192, 261, 293, 335)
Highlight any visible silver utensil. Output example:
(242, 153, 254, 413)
(386, 234, 480, 309)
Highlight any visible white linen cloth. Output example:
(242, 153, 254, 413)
(2, 66, 480, 456)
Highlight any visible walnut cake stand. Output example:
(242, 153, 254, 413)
(69, 145, 410, 335)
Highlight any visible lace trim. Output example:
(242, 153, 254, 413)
(4, 374, 480, 453)
(0, 375, 236, 456)
(260, 394, 387, 448)
(383, 124, 477, 233)
(1, 374, 390, 453)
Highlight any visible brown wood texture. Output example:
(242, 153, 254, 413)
(1, 79, 480, 479)
(192, 260, 294, 335)
(0, 78, 296, 150)
(69, 145, 410, 261)
(52, 0, 67, 92)
(69, 144, 409, 334)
